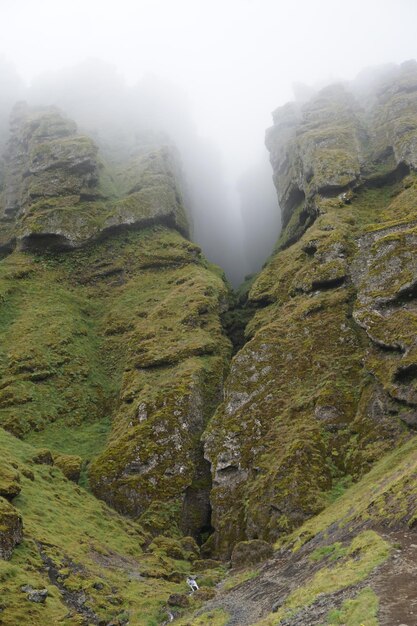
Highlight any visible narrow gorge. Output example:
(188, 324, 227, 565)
(1, 60, 417, 626)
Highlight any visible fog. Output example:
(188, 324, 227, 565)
(1, 0, 417, 284)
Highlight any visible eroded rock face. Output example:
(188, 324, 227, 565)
(88, 245, 231, 536)
(0, 104, 231, 540)
(266, 60, 417, 237)
(205, 61, 417, 556)
(0, 496, 23, 559)
(0, 103, 188, 253)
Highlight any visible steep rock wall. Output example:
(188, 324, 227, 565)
(0, 106, 231, 539)
(205, 61, 417, 556)
(0, 102, 188, 253)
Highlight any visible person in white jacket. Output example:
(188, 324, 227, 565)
(186, 577, 199, 592)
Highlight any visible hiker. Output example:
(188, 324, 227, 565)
(186, 577, 199, 592)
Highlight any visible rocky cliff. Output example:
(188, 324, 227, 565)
(205, 60, 417, 557)
(1, 62, 417, 626)
(181, 61, 417, 625)
(0, 104, 232, 623)
(0, 102, 188, 254)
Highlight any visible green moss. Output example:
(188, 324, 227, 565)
(0, 252, 112, 438)
(0, 458, 21, 499)
(0, 223, 230, 538)
(206, 272, 367, 553)
(325, 587, 379, 626)
(309, 541, 348, 563)
(82, 230, 231, 527)
(206, 147, 417, 555)
(53, 453, 82, 483)
(284, 436, 417, 553)
(26, 417, 111, 461)
(221, 567, 259, 591)
(0, 426, 200, 625)
(257, 531, 390, 625)
(324, 474, 353, 504)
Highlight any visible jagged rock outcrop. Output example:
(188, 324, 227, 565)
(0, 496, 22, 559)
(205, 60, 417, 556)
(0, 105, 231, 540)
(0, 103, 188, 254)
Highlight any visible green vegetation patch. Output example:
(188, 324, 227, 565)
(0, 426, 206, 625)
(257, 531, 389, 625)
(325, 587, 379, 626)
(221, 567, 259, 592)
(285, 436, 417, 553)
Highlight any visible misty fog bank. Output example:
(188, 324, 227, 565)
(2, 0, 417, 284)
(0, 57, 280, 285)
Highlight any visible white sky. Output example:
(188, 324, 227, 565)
(1, 0, 417, 190)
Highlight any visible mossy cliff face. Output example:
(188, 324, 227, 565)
(0, 106, 231, 542)
(0, 102, 188, 253)
(0, 428, 226, 625)
(265, 60, 417, 235)
(87, 233, 231, 533)
(204, 61, 417, 557)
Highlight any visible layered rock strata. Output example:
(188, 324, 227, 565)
(0, 105, 231, 539)
(205, 60, 417, 556)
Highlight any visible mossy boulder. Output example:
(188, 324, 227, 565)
(205, 62, 417, 557)
(53, 453, 82, 483)
(0, 461, 21, 500)
(31, 448, 53, 465)
(231, 540, 273, 569)
(168, 593, 190, 607)
(149, 535, 199, 561)
(0, 496, 23, 559)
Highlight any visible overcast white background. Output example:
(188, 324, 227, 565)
(1, 0, 417, 281)
(2, 0, 417, 179)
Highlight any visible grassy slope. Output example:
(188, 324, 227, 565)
(0, 225, 233, 624)
(180, 434, 417, 625)
(0, 226, 230, 517)
(0, 427, 191, 626)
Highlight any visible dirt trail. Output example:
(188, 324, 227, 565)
(195, 528, 417, 626)
(373, 530, 417, 626)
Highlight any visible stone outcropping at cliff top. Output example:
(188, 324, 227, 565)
(204, 61, 417, 557)
(0, 105, 232, 546)
(266, 60, 417, 241)
(0, 103, 188, 253)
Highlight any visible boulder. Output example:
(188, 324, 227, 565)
(0, 463, 21, 500)
(0, 497, 23, 559)
(167, 593, 190, 608)
(32, 449, 53, 465)
(21, 585, 48, 603)
(53, 453, 82, 483)
(231, 540, 273, 569)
